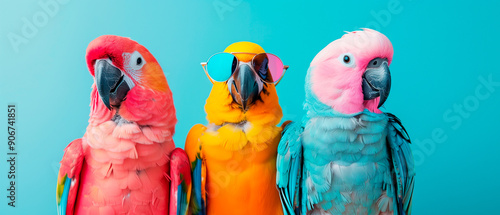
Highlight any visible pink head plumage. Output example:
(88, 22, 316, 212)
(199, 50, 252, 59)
(309, 28, 394, 114)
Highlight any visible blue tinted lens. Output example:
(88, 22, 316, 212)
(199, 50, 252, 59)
(206, 53, 237, 82)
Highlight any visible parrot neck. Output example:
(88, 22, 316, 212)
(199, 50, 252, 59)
(201, 121, 282, 151)
(304, 85, 383, 119)
(84, 86, 176, 164)
(305, 70, 383, 118)
(88, 85, 177, 133)
(203, 83, 283, 151)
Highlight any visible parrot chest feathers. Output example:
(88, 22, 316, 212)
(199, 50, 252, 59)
(76, 120, 175, 213)
(83, 119, 175, 170)
(206, 121, 251, 132)
(302, 113, 389, 162)
(198, 124, 283, 214)
(111, 114, 132, 125)
(201, 122, 281, 151)
(301, 113, 395, 214)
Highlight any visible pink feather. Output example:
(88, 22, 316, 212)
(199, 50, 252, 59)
(75, 85, 176, 214)
(310, 28, 394, 114)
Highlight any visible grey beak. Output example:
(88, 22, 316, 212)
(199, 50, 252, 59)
(229, 64, 260, 111)
(362, 58, 391, 108)
(94, 60, 131, 110)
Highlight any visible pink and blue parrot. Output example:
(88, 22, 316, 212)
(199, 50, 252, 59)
(276, 29, 415, 215)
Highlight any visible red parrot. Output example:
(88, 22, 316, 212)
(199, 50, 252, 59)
(56, 35, 191, 215)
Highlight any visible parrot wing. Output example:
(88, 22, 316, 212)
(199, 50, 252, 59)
(185, 124, 207, 215)
(276, 121, 304, 215)
(56, 139, 85, 215)
(386, 113, 415, 215)
(169, 148, 192, 215)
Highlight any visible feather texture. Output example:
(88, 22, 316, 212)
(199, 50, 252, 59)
(386, 113, 415, 215)
(57, 35, 186, 215)
(187, 42, 284, 215)
(300, 111, 394, 214)
(185, 124, 206, 215)
(276, 29, 415, 215)
(276, 122, 304, 215)
(57, 139, 84, 215)
(169, 148, 192, 215)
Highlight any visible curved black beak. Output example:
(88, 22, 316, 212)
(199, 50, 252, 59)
(94, 59, 131, 110)
(229, 64, 260, 111)
(362, 58, 391, 108)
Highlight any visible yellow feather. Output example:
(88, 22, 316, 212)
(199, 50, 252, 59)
(201, 125, 248, 150)
(224, 41, 265, 62)
(188, 41, 284, 215)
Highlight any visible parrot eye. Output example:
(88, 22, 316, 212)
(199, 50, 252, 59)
(343, 55, 350, 63)
(126, 51, 146, 70)
(339, 53, 355, 68)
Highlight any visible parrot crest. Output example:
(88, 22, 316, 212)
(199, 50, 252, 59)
(307, 28, 394, 115)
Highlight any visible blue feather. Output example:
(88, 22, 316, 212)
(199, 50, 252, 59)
(276, 122, 304, 215)
(386, 113, 415, 215)
(191, 158, 206, 215)
(279, 69, 415, 214)
(177, 183, 182, 215)
(58, 176, 71, 215)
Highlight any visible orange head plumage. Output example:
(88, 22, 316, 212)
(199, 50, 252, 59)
(85, 35, 176, 128)
(204, 42, 283, 127)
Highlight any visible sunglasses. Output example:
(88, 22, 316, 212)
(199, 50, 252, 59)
(201, 52, 289, 85)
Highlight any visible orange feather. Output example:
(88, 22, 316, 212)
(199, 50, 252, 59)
(186, 42, 284, 215)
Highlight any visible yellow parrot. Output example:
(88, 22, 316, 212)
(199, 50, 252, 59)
(185, 42, 287, 215)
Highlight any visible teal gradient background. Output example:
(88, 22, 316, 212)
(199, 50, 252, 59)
(1, 0, 499, 214)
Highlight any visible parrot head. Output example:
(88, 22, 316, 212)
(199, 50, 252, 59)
(308, 28, 393, 114)
(224, 42, 267, 111)
(86, 35, 169, 110)
(85, 35, 175, 126)
(204, 42, 283, 125)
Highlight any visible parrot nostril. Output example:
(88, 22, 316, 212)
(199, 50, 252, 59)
(367, 58, 386, 68)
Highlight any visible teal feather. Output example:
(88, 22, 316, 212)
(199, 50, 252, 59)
(58, 176, 71, 215)
(191, 157, 205, 215)
(177, 182, 186, 215)
(386, 113, 416, 215)
(276, 122, 304, 215)
(276, 69, 415, 215)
